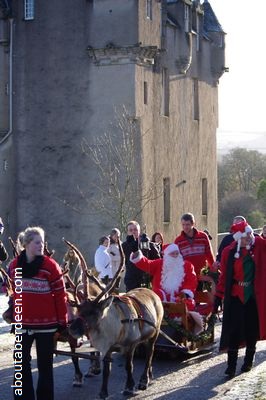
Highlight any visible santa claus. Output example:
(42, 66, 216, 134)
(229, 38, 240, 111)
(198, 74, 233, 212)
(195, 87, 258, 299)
(130, 243, 197, 311)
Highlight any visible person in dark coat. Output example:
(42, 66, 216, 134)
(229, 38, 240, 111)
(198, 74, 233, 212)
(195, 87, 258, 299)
(215, 215, 246, 264)
(151, 231, 164, 258)
(213, 221, 266, 379)
(122, 221, 160, 291)
(0, 217, 8, 262)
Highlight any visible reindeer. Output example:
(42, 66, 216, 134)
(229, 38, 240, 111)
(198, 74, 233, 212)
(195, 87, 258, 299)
(6, 236, 102, 387)
(66, 240, 164, 400)
(58, 242, 109, 387)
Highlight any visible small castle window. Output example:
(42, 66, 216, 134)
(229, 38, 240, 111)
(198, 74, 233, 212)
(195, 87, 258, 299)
(162, 68, 169, 117)
(202, 178, 208, 216)
(163, 177, 170, 223)
(144, 81, 148, 105)
(24, 0, 34, 21)
(193, 79, 199, 121)
(146, 0, 152, 20)
(184, 4, 190, 32)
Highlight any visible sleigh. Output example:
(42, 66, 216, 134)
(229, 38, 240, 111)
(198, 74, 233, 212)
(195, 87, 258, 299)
(155, 274, 217, 356)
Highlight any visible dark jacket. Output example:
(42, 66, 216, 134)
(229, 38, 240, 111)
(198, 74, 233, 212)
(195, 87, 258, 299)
(216, 234, 234, 262)
(122, 235, 160, 291)
(0, 241, 8, 262)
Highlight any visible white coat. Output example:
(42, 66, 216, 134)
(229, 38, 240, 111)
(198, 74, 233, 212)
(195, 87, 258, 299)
(94, 245, 113, 279)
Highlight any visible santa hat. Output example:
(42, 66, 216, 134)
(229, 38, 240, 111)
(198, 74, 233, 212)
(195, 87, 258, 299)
(163, 243, 180, 257)
(230, 221, 253, 258)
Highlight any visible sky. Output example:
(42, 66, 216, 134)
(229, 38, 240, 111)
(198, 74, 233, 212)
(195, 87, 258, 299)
(209, 0, 266, 150)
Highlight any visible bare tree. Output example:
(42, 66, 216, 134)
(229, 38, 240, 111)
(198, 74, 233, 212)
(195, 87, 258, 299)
(65, 106, 162, 233)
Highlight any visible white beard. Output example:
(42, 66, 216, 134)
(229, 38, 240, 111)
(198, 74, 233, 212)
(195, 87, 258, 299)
(161, 255, 185, 295)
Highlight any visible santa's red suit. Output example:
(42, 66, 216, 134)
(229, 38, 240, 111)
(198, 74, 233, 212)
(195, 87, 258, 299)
(130, 243, 197, 311)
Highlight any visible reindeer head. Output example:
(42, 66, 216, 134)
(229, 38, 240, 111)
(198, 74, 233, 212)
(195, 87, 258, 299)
(69, 296, 114, 338)
(63, 238, 125, 338)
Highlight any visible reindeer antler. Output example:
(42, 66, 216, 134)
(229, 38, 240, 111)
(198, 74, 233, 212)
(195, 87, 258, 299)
(93, 237, 125, 303)
(8, 236, 19, 258)
(0, 267, 13, 297)
(63, 238, 90, 300)
(44, 241, 55, 258)
(85, 271, 106, 291)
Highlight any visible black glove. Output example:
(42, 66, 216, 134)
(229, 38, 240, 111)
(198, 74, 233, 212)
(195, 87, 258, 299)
(127, 235, 139, 252)
(140, 233, 148, 241)
(213, 296, 222, 313)
(57, 324, 67, 334)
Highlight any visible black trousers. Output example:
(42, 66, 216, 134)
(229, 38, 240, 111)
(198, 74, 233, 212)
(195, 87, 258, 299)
(13, 331, 54, 400)
(227, 296, 259, 351)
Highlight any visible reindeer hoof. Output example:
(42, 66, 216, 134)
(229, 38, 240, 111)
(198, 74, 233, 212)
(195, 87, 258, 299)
(122, 388, 135, 396)
(72, 379, 83, 387)
(99, 391, 108, 399)
(138, 382, 148, 391)
(85, 367, 101, 377)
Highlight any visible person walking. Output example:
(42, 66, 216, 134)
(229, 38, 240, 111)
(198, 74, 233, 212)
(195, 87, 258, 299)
(94, 235, 113, 284)
(174, 213, 215, 278)
(7, 226, 68, 400)
(213, 221, 266, 379)
(108, 228, 123, 290)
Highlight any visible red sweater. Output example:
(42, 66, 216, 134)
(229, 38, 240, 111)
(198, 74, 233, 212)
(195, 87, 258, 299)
(174, 228, 215, 277)
(9, 255, 68, 329)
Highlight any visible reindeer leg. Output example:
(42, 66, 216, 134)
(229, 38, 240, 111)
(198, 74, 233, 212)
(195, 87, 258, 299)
(123, 346, 135, 395)
(85, 351, 101, 377)
(71, 347, 83, 387)
(99, 352, 112, 400)
(138, 337, 156, 390)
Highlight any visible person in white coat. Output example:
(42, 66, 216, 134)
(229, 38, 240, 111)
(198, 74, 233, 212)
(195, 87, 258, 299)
(94, 236, 113, 284)
(108, 228, 124, 290)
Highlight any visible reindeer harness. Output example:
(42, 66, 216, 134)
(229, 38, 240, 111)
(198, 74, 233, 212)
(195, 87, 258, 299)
(114, 294, 157, 331)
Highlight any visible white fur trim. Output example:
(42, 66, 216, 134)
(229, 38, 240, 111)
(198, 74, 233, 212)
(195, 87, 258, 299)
(245, 225, 253, 234)
(181, 289, 194, 299)
(130, 250, 143, 264)
(233, 231, 243, 241)
(164, 243, 180, 256)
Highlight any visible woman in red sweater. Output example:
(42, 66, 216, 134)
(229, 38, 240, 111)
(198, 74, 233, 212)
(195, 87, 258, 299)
(8, 226, 67, 400)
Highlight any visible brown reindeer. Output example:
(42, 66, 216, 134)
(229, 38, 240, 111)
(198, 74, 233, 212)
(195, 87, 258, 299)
(66, 240, 164, 400)
(58, 241, 108, 387)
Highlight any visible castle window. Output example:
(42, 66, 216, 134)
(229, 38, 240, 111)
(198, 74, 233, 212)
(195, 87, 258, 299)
(24, 0, 34, 20)
(192, 13, 200, 51)
(162, 68, 169, 116)
(202, 178, 208, 215)
(144, 81, 148, 105)
(163, 177, 170, 222)
(193, 79, 199, 121)
(146, 0, 152, 20)
(184, 4, 190, 32)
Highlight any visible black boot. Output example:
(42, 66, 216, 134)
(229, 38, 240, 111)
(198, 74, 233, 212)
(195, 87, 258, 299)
(225, 350, 238, 379)
(241, 349, 255, 373)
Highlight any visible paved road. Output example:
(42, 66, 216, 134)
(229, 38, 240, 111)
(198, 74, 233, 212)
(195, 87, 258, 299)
(1, 293, 266, 400)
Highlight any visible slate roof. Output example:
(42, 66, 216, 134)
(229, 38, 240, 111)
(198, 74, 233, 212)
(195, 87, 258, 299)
(202, 0, 225, 33)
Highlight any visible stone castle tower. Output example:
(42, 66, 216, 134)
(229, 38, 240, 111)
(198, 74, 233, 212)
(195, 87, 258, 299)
(0, 0, 225, 261)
